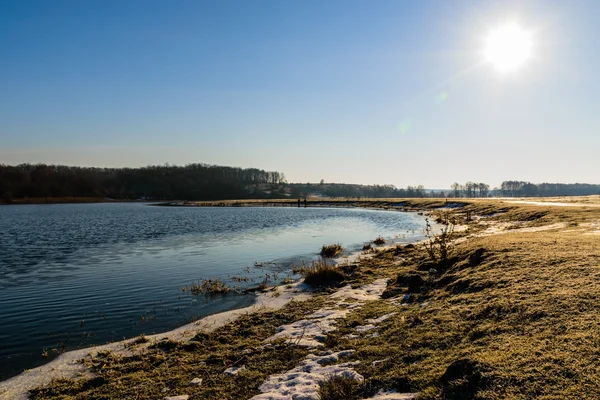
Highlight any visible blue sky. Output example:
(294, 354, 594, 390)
(1, 0, 599, 188)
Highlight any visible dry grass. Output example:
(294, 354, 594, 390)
(320, 243, 344, 258)
(187, 278, 231, 295)
(321, 201, 600, 399)
(317, 374, 361, 400)
(373, 236, 386, 245)
(301, 258, 346, 287)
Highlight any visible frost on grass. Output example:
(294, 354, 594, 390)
(249, 350, 362, 400)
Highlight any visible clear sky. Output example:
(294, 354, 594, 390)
(1, 0, 599, 189)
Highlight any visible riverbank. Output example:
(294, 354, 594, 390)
(155, 198, 464, 209)
(3, 197, 600, 399)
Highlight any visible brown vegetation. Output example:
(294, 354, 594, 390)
(187, 278, 230, 295)
(320, 243, 344, 258)
(300, 258, 346, 288)
(372, 236, 386, 245)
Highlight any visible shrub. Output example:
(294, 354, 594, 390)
(301, 259, 345, 287)
(373, 236, 386, 245)
(320, 243, 344, 258)
(424, 213, 455, 269)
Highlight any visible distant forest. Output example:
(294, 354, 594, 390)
(288, 183, 429, 199)
(0, 164, 599, 203)
(0, 163, 287, 202)
(448, 181, 600, 198)
(497, 180, 600, 197)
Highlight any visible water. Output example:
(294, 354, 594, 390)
(0, 203, 428, 380)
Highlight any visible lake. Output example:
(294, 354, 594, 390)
(0, 203, 428, 380)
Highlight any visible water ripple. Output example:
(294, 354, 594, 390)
(0, 204, 427, 380)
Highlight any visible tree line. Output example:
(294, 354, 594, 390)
(498, 181, 600, 197)
(449, 182, 490, 198)
(0, 163, 287, 202)
(288, 183, 430, 199)
(1, 163, 598, 203)
(449, 181, 600, 198)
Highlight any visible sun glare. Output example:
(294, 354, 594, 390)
(484, 23, 532, 74)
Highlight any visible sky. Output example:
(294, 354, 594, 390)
(1, 0, 599, 189)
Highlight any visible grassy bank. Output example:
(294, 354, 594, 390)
(22, 198, 600, 399)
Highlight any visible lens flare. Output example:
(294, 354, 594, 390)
(435, 92, 449, 104)
(398, 118, 412, 134)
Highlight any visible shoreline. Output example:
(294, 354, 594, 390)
(0, 241, 419, 399)
(0, 203, 433, 399)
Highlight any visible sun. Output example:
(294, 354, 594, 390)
(484, 23, 533, 73)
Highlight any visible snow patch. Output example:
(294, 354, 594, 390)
(330, 279, 388, 302)
(267, 308, 351, 347)
(224, 365, 246, 375)
(266, 279, 389, 347)
(250, 350, 362, 400)
(257, 279, 400, 398)
(355, 324, 377, 332)
(367, 312, 396, 324)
